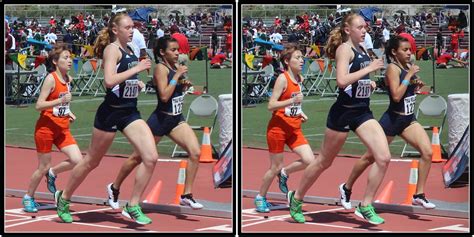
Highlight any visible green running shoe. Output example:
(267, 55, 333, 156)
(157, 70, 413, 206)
(355, 203, 384, 225)
(55, 190, 73, 223)
(122, 203, 152, 225)
(288, 191, 305, 223)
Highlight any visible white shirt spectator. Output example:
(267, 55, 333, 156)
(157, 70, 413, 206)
(383, 27, 390, 43)
(364, 32, 373, 51)
(45, 32, 57, 44)
(131, 28, 146, 58)
(272, 32, 282, 44)
(156, 28, 164, 39)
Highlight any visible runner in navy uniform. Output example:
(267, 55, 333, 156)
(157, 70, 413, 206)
(340, 35, 436, 210)
(107, 36, 204, 210)
(55, 13, 157, 225)
(288, 13, 389, 225)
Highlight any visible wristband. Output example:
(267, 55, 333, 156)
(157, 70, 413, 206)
(401, 79, 410, 86)
(170, 79, 177, 86)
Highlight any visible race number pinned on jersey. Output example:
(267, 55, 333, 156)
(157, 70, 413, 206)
(123, 80, 139, 98)
(355, 79, 371, 98)
(404, 95, 416, 115)
(172, 95, 185, 115)
(53, 92, 70, 117)
(284, 92, 302, 117)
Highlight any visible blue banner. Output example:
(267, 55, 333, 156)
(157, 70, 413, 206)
(442, 126, 469, 187)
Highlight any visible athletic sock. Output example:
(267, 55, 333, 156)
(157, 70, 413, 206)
(281, 168, 288, 177)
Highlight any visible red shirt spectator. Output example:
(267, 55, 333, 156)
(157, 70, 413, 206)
(399, 32, 417, 54)
(436, 53, 453, 64)
(225, 31, 232, 54)
(171, 32, 190, 54)
(210, 53, 227, 65)
(49, 16, 56, 26)
(274, 16, 282, 26)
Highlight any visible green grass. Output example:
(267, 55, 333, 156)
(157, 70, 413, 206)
(5, 59, 232, 157)
(242, 60, 469, 157)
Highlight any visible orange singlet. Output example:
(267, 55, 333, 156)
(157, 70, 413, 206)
(34, 71, 77, 153)
(266, 71, 308, 153)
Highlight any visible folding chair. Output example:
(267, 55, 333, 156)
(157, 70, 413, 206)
(171, 95, 219, 158)
(71, 60, 95, 95)
(304, 59, 324, 96)
(400, 94, 448, 157)
(28, 64, 48, 97)
(315, 58, 338, 97)
(252, 64, 275, 98)
(78, 59, 102, 96)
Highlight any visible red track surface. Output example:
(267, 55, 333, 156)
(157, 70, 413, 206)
(241, 148, 469, 233)
(5, 146, 232, 233)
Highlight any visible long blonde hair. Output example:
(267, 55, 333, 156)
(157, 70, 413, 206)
(324, 13, 361, 59)
(93, 12, 129, 59)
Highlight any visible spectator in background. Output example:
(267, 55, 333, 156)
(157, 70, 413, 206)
(274, 16, 282, 27)
(63, 29, 73, 51)
(458, 10, 467, 30)
(210, 51, 231, 69)
(225, 28, 232, 57)
(382, 25, 390, 47)
(131, 22, 147, 58)
(211, 27, 218, 57)
(170, 25, 190, 64)
(436, 51, 468, 68)
(156, 25, 164, 39)
(45, 28, 58, 45)
(49, 16, 57, 27)
(436, 27, 444, 57)
(450, 27, 464, 57)
(363, 23, 377, 59)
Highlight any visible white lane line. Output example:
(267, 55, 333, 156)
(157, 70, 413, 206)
(5, 207, 113, 229)
(71, 221, 156, 232)
(195, 224, 232, 232)
(241, 207, 345, 228)
(429, 224, 469, 232)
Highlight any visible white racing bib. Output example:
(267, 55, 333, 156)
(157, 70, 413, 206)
(284, 92, 302, 117)
(53, 92, 70, 117)
(403, 95, 416, 115)
(172, 95, 185, 115)
(355, 79, 372, 98)
(123, 80, 139, 98)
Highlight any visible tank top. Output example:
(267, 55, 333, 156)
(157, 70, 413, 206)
(38, 71, 71, 129)
(103, 44, 139, 108)
(272, 71, 303, 126)
(387, 63, 417, 115)
(156, 63, 185, 115)
(337, 44, 372, 108)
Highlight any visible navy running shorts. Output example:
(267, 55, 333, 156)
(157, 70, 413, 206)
(326, 103, 375, 132)
(379, 111, 417, 137)
(93, 102, 142, 132)
(147, 110, 185, 137)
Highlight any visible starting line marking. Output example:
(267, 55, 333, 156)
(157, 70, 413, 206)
(429, 224, 469, 232)
(5, 207, 112, 229)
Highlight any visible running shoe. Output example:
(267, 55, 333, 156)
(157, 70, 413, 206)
(45, 169, 57, 193)
(106, 183, 120, 209)
(277, 171, 289, 194)
(22, 196, 39, 213)
(55, 190, 73, 223)
(122, 203, 152, 225)
(288, 190, 305, 223)
(180, 193, 204, 209)
(338, 183, 352, 209)
(355, 203, 384, 225)
(412, 193, 436, 209)
(254, 195, 270, 213)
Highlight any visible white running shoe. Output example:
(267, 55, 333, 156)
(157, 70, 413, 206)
(180, 193, 204, 210)
(339, 183, 352, 210)
(412, 193, 436, 209)
(106, 183, 120, 209)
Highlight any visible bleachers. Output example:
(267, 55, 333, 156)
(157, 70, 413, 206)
(414, 22, 469, 49)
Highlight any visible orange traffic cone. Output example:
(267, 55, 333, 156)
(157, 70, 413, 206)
(199, 127, 214, 163)
(431, 127, 445, 163)
(402, 160, 419, 205)
(173, 160, 187, 205)
(143, 180, 162, 204)
(375, 180, 394, 204)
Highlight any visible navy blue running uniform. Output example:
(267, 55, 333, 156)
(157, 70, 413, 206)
(379, 63, 418, 136)
(94, 44, 142, 132)
(327, 44, 374, 132)
(147, 63, 186, 137)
